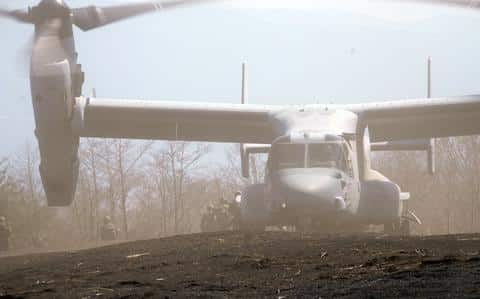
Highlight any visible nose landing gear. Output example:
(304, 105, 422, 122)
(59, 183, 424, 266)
(384, 210, 422, 236)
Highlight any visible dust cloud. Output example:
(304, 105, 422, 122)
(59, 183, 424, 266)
(1, 136, 480, 256)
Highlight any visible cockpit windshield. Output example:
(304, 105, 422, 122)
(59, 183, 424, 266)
(274, 144, 305, 169)
(273, 141, 349, 171)
(308, 143, 346, 170)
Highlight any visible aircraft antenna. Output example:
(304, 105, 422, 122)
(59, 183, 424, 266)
(427, 56, 432, 98)
(241, 62, 248, 104)
(240, 62, 252, 180)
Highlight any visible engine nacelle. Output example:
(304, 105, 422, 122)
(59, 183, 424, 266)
(357, 180, 402, 225)
(30, 60, 79, 207)
(239, 184, 267, 229)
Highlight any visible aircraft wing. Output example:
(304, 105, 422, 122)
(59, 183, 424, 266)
(347, 95, 480, 142)
(74, 97, 280, 144)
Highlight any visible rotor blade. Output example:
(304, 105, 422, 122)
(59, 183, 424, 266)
(72, 0, 215, 31)
(402, 0, 480, 10)
(0, 8, 32, 23)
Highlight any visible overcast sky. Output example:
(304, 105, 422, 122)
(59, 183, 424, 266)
(1, 0, 480, 157)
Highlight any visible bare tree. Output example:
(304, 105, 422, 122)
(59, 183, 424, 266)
(213, 145, 266, 200)
(78, 138, 104, 240)
(0, 158, 12, 215)
(14, 143, 41, 205)
(149, 150, 170, 236)
(164, 142, 209, 234)
(214, 145, 247, 199)
(373, 136, 480, 235)
(98, 139, 153, 239)
(98, 140, 119, 226)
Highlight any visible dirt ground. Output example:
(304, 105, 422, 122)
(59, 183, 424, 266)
(0, 232, 479, 298)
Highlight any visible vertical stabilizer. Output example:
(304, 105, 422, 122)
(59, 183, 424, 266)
(427, 56, 432, 99)
(241, 62, 248, 105)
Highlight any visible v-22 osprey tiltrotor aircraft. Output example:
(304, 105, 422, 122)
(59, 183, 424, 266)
(2, 0, 480, 234)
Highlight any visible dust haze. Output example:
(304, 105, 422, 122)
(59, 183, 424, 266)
(0, 137, 478, 254)
(2, 0, 480, 298)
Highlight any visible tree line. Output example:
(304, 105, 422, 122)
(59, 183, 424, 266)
(374, 136, 480, 235)
(0, 140, 248, 251)
(1, 136, 480, 251)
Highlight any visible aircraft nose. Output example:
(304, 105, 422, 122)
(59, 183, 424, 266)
(277, 169, 345, 213)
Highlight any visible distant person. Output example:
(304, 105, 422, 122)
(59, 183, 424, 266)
(0, 216, 12, 252)
(229, 194, 242, 230)
(100, 216, 117, 241)
(215, 198, 231, 230)
(218, 197, 229, 211)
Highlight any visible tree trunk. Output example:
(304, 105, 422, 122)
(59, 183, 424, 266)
(171, 155, 178, 234)
(91, 149, 99, 241)
(118, 142, 129, 240)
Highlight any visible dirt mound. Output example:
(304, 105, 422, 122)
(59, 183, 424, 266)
(1, 232, 479, 298)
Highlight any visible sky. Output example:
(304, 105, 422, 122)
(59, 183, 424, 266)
(1, 0, 480, 157)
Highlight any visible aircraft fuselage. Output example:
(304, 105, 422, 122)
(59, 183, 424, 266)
(264, 133, 361, 228)
(240, 108, 405, 231)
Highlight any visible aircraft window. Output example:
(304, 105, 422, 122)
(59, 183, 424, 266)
(274, 144, 305, 169)
(308, 143, 347, 170)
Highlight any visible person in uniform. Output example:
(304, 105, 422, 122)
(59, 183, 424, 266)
(215, 198, 231, 230)
(229, 192, 242, 230)
(100, 216, 117, 241)
(0, 216, 12, 252)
